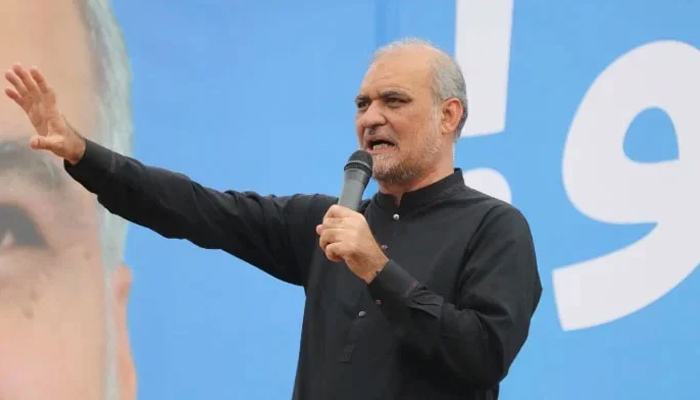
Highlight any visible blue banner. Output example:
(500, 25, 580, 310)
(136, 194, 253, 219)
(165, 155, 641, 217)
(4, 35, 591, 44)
(2, 1, 695, 399)
(117, 1, 700, 399)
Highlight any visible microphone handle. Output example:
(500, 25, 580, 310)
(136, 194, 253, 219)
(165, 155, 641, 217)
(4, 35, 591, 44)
(337, 169, 370, 211)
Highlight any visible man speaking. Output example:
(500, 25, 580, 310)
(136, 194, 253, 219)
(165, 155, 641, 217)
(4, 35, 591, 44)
(5, 38, 542, 399)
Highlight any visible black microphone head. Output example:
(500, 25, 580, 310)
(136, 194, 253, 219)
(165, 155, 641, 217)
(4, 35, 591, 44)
(344, 149, 373, 175)
(338, 149, 373, 211)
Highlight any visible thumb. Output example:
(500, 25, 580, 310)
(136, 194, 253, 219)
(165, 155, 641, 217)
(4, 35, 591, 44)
(30, 134, 64, 153)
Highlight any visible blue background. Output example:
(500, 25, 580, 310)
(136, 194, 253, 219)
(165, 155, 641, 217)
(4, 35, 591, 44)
(111, 1, 700, 399)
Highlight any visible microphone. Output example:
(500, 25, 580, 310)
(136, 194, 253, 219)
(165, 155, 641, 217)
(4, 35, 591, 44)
(337, 149, 373, 211)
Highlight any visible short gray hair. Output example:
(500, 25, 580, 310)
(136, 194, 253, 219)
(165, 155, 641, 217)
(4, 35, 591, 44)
(371, 38, 468, 141)
(75, 0, 133, 271)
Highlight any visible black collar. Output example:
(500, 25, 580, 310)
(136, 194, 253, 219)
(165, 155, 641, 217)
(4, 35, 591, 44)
(371, 168, 465, 214)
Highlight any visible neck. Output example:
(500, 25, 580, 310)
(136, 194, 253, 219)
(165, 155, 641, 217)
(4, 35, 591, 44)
(377, 162, 454, 206)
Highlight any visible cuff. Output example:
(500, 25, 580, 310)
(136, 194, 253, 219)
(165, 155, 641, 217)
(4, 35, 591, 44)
(63, 139, 116, 194)
(367, 260, 420, 305)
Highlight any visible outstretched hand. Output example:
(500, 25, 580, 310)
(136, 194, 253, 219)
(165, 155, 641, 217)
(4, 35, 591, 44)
(5, 63, 85, 164)
(316, 204, 388, 283)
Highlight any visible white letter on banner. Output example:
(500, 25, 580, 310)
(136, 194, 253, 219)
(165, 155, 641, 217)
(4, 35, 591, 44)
(455, 0, 514, 203)
(554, 40, 700, 331)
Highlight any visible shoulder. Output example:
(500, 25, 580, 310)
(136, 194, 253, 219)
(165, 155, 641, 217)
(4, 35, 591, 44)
(460, 186, 533, 241)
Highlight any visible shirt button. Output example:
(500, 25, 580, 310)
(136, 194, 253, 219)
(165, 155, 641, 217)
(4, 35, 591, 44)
(393, 214, 400, 221)
(358, 310, 367, 318)
(375, 299, 382, 306)
(381, 244, 388, 251)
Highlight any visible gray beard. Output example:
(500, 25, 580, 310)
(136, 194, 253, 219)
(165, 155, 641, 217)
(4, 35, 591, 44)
(373, 132, 442, 186)
(373, 159, 421, 185)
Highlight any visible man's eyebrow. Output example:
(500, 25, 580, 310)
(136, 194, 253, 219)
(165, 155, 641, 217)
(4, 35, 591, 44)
(378, 89, 410, 98)
(0, 140, 66, 190)
(355, 90, 410, 104)
(355, 94, 370, 104)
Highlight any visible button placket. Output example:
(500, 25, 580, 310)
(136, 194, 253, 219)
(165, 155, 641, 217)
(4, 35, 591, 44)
(338, 315, 364, 363)
(382, 212, 399, 255)
(374, 211, 400, 312)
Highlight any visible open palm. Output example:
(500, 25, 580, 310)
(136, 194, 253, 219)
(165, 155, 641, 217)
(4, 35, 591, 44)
(4, 63, 83, 163)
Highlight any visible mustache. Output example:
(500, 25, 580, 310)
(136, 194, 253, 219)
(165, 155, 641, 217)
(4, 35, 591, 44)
(363, 127, 398, 142)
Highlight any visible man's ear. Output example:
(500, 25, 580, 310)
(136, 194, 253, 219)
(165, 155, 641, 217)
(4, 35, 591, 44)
(440, 98, 464, 138)
(110, 263, 136, 400)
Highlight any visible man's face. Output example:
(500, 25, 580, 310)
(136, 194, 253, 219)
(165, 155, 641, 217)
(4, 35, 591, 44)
(0, 1, 133, 399)
(354, 48, 443, 184)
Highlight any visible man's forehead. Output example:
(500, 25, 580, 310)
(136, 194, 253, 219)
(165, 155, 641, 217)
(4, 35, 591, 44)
(359, 54, 432, 97)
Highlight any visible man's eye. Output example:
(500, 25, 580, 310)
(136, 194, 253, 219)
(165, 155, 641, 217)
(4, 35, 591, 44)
(0, 205, 46, 250)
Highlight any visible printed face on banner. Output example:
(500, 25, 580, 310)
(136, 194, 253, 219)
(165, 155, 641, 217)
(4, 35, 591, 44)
(0, 0, 134, 399)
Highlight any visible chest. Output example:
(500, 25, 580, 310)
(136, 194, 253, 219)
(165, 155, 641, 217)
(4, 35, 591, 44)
(366, 208, 473, 297)
(305, 208, 475, 355)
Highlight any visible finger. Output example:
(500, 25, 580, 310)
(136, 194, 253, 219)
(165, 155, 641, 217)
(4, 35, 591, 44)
(319, 229, 332, 251)
(13, 63, 40, 101)
(29, 68, 50, 93)
(5, 69, 29, 99)
(30, 134, 64, 152)
(30, 68, 56, 105)
(324, 243, 344, 263)
(321, 215, 344, 229)
(5, 88, 25, 107)
(327, 204, 353, 218)
(319, 228, 343, 251)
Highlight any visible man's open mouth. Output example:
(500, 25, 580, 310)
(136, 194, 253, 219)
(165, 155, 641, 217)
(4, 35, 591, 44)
(366, 139, 396, 152)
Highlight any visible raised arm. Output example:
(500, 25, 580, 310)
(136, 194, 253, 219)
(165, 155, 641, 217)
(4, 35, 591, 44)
(70, 139, 327, 285)
(4, 63, 327, 286)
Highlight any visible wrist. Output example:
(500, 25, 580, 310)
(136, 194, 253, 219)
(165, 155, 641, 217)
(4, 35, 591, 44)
(67, 139, 86, 165)
(362, 258, 387, 284)
(66, 129, 87, 166)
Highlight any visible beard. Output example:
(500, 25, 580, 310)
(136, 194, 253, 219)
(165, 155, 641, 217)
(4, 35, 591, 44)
(372, 153, 421, 184)
(372, 122, 442, 185)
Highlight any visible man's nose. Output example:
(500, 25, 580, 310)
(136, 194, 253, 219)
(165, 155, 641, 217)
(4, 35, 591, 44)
(358, 102, 387, 129)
